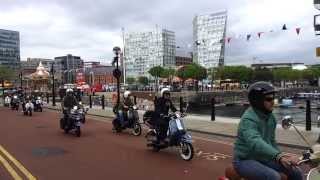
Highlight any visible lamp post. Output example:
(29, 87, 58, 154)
(19, 72, 23, 90)
(51, 62, 56, 106)
(112, 47, 122, 106)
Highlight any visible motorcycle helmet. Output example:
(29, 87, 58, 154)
(248, 81, 277, 113)
(123, 91, 132, 98)
(161, 88, 170, 97)
(66, 88, 73, 95)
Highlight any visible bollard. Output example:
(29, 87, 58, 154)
(46, 93, 49, 104)
(154, 96, 157, 106)
(101, 95, 105, 110)
(211, 97, 215, 121)
(134, 96, 137, 105)
(180, 97, 183, 113)
(89, 95, 92, 108)
(306, 99, 311, 131)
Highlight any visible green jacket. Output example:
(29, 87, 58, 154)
(233, 107, 280, 162)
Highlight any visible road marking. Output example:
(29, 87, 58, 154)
(0, 153, 23, 180)
(193, 136, 234, 146)
(0, 145, 37, 180)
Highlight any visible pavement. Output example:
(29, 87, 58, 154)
(43, 102, 320, 149)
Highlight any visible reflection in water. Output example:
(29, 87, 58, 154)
(188, 104, 320, 125)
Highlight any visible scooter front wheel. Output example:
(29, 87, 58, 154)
(179, 142, 194, 161)
(132, 122, 142, 136)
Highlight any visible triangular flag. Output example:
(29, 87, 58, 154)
(270, 30, 274, 33)
(296, 28, 301, 35)
(258, 32, 264, 38)
(246, 34, 251, 41)
(282, 24, 287, 30)
(227, 37, 232, 43)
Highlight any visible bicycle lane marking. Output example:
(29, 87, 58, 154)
(0, 145, 37, 180)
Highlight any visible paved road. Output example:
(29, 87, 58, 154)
(0, 107, 238, 180)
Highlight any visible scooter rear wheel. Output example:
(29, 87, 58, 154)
(76, 126, 81, 137)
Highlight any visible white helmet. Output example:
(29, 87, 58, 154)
(161, 88, 170, 97)
(123, 91, 131, 98)
(66, 88, 73, 94)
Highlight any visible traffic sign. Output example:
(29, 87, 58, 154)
(316, 47, 320, 57)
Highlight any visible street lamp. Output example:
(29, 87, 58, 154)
(50, 62, 56, 106)
(19, 72, 23, 90)
(112, 46, 122, 106)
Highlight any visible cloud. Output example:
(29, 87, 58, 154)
(0, 0, 319, 65)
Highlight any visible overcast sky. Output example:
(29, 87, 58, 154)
(0, 0, 319, 65)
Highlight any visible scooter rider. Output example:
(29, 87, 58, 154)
(154, 88, 177, 145)
(118, 91, 134, 127)
(233, 82, 303, 180)
(61, 89, 78, 127)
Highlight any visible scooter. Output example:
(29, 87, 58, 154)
(33, 97, 43, 112)
(60, 106, 85, 137)
(10, 96, 19, 111)
(112, 105, 142, 136)
(145, 111, 194, 161)
(224, 116, 320, 180)
(23, 100, 33, 116)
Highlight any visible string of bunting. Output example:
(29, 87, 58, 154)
(225, 24, 302, 44)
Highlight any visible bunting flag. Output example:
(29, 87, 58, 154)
(296, 28, 301, 35)
(246, 34, 251, 41)
(227, 37, 232, 43)
(257, 32, 264, 38)
(282, 24, 287, 30)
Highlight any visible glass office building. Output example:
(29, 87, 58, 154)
(193, 11, 227, 68)
(124, 28, 175, 78)
(0, 29, 20, 69)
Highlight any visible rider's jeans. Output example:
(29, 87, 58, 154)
(233, 158, 303, 180)
(118, 110, 125, 126)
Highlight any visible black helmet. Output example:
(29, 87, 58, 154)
(248, 81, 276, 113)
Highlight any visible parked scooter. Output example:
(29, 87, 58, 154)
(60, 105, 87, 137)
(112, 105, 142, 136)
(224, 116, 320, 180)
(145, 111, 194, 161)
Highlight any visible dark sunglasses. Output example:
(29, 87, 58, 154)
(264, 97, 274, 102)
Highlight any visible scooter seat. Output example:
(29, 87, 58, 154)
(225, 164, 287, 180)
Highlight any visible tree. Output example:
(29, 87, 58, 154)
(126, 77, 136, 85)
(160, 67, 176, 85)
(0, 65, 14, 97)
(148, 66, 164, 91)
(0, 66, 14, 81)
(138, 76, 148, 86)
(176, 63, 207, 91)
(252, 68, 273, 82)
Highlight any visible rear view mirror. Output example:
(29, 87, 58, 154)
(281, 115, 293, 130)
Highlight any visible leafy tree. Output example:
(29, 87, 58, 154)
(138, 76, 148, 85)
(148, 66, 164, 91)
(126, 77, 136, 85)
(0, 66, 14, 81)
(252, 68, 273, 82)
(176, 63, 207, 91)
